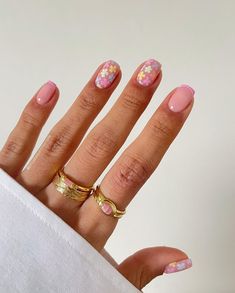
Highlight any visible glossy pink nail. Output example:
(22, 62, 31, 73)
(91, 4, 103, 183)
(136, 59, 161, 87)
(168, 84, 194, 112)
(164, 258, 192, 274)
(36, 81, 57, 105)
(95, 60, 120, 89)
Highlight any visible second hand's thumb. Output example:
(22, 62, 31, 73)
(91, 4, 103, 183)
(117, 246, 192, 290)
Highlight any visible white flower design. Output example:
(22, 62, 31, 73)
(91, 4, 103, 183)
(144, 65, 152, 73)
(101, 68, 108, 77)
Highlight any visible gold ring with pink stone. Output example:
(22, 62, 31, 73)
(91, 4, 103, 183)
(53, 168, 95, 202)
(92, 185, 126, 218)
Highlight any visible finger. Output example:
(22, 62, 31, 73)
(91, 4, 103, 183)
(0, 81, 59, 177)
(41, 59, 162, 219)
(79, 85, 194, 249)
(17, 60, 121, 194)
(63, 59, 162, 189)
(117, 246, 192, 290)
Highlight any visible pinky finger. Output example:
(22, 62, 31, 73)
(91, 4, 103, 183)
(0, 81, 59, 177)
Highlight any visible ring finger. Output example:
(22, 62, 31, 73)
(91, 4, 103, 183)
(17, 60, 121, 194)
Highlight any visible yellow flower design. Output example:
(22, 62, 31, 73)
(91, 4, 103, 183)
(109, 65, 117, 73)
(137, 71, 145, 80)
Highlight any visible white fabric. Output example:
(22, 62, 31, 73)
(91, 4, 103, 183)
(0, 168, 140, 293)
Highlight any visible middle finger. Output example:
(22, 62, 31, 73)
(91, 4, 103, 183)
(43, 59, 162, 216)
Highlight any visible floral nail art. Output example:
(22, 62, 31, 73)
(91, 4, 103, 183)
(164, 258, 192, 274)
(137, 59, 161, 87)
(95, 60, 119, 89)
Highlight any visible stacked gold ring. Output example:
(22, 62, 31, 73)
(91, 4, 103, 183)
(53, 169, 94, 201)
(53, 169, 126, 218)
(92, 185, 126, 218)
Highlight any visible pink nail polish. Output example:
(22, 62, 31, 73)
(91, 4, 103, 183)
(95, 60, 120, 89)
(36, 81, 57, 105)
(168, 84, 194, 112)
(136, 59, 161, 87)
(164, 258, 192, 274)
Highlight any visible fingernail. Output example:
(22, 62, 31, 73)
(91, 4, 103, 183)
(136, 59, 161, 87)
(95, 60, 120, 89)
(168, 84, 194, 112)
(164, 258, 192, 274)
(36, 81, 57, 105)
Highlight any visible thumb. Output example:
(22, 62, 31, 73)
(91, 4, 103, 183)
(117, 246, 192, 290)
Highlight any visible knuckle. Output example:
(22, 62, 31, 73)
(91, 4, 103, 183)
(44, 126, 73, 156)
(148, 116, 174, 140)
(62, 114, 81, 127)
(20, 111, 41, 131)
(130, 251, 151, 289)
(85, 127, 117, 160)
(79, 90, 98, 112)
(1, 112, 41, 158)
(1, 136, 25, 157)
(114, 154, 151, 189)
(121, 91, 147, 111)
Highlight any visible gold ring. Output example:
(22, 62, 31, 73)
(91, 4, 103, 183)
(92, 185, 126, 218)
(53, 168, 94, 202)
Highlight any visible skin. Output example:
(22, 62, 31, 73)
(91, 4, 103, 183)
(0, 60, 194, 290)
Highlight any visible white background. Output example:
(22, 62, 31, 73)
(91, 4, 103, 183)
(0, 0, 234, 292)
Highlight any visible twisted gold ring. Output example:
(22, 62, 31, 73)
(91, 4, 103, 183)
(93, 185, 126, 218)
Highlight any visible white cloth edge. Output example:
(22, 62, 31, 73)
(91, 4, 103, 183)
(0, 168, 140, 292)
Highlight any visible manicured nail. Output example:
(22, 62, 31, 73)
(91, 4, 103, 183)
(168, 84, 194, 112)
(36, 81, 57, 105)
(136, 59, 161, 87)
(95, 60, 120, 89)
(164, 258, 192, 274)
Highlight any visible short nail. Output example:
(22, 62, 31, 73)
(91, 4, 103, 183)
(136, 59, 161, 87)
(95, 60, 120, 89)
(36, 81, 57, 105)
(168, 84, 195, 112)
(164, 258, 192, 274)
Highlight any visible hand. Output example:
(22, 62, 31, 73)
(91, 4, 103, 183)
(0, 59, 194, 290)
